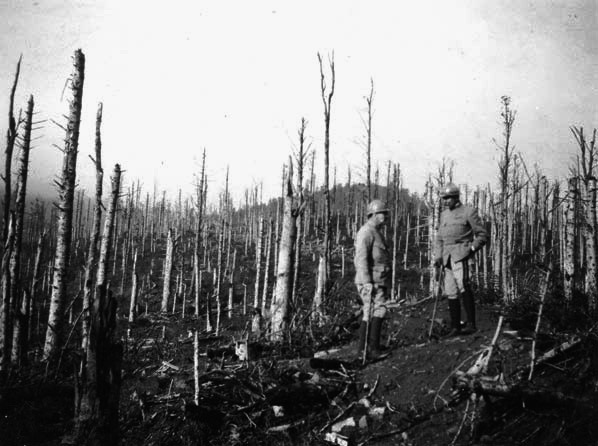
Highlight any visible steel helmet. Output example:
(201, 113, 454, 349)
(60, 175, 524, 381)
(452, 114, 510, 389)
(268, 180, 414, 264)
(367, 199, 389, 217)
(440, 183, 460, 198)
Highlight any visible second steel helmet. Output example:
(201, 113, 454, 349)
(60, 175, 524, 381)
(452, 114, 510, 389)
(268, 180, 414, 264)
(367, 199, 389, 216)
(440, 183, 460, 198)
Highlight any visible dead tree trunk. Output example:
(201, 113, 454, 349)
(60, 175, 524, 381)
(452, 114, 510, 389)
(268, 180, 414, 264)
(254, 217, 264, 310)
(10, 95, 33, 365)
(564, 177, 578, 302)
(365, 78, 373, 202)
(96, 164, 121, 294)
(271, 159, 299, 342)
(128, 248, 138, 323)
(261, 219, 273, 316)
(584, 176, 597, 309)
(215, 224, 223, 334)
(292, 118, 308, 305)
(313, 52, 335, 324)
(73, 165, 123, 445)
(0, 215, 15, 372)
(161, 228, 174, 313)
(3, 56, 21, 244)
(194, 149, 206, 318)
(498, 96, 515, 302)
(81, 103, 103, 352)
(43, 49, 85, 361)
(391, 164, 401, 299)
(571, 126, 597, 309)
(25, 231, 44, 358)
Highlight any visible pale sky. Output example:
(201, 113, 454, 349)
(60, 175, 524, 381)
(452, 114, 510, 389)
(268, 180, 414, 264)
(1, 0, 597, 205)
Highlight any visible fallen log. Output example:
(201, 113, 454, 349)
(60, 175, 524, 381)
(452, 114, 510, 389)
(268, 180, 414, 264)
(455, 374, 595, 410)
(512, 334, 583, 380)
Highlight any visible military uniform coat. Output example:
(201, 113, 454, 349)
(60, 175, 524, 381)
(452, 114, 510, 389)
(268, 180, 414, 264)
(434, 202, 488, 266)
(354, 219, 391, 286)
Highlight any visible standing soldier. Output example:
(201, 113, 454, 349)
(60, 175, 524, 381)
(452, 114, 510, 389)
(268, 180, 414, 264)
(354, 199, 391, 359)
(434, 183, 487, 336)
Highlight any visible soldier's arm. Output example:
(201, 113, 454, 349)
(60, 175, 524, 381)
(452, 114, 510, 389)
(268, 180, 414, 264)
(354, 229, 374, 283)
(468, 207, 488, 251)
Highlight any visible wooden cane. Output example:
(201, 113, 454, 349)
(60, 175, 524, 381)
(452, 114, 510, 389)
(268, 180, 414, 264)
(362, 285, 373, 365)
(428, 266, 444, 340)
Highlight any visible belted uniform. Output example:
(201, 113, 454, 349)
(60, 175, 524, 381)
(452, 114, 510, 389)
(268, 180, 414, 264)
(434, 202, 487, 299)
(354, 219, 391, 321)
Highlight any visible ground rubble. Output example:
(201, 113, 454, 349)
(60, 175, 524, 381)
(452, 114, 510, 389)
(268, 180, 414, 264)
(3, 295, 598, 446)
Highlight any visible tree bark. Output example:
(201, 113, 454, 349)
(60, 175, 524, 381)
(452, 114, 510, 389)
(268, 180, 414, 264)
(81, 103, 103, 352)
(254, 217, 263, 310)
(564, 177, 577, 302)
(72, 164, 122, 446)
(43, 49, 85, 361)
(3, 56, 21, 245)
(271, 160, 299, 342)
(313, 52, 335, 324)
(128, 248, 138, 323)
(10, 95, 34, 365)
(0, 215, 15, 372)
(261, 219, 272, 315)
(161, 228, 174, 312)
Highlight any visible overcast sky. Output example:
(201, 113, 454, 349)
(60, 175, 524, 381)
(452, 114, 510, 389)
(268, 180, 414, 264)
(1, 0, 597, 204)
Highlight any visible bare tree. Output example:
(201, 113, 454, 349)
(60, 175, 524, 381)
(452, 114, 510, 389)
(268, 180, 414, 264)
(363, 78, 374, 201)
(313, 51, 335, 323)
(194, 149, 206, 319)
(271, 157, 302, 341)
(3, 56, 21, 244)
(496, 95, 516, 302)
(254, 216, 264, 310)
(81, 103, 103, 352)
(10, 95, 34, 365)
(128, 248, 138, 323)
(563, 177, 578, 302)
(0, 215, 14, 372)
(43, 49, 85, 361)
(96, 164, 121, 294)
(571, 126, 597, 309)
(74, 164, 122, 445)
(161, 228, 174, 313)
(292, 118, 309, 305)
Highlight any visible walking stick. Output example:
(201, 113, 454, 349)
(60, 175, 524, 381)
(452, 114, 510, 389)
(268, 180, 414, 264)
(362, 285, 373, 365)
(428, 265, 444, 340)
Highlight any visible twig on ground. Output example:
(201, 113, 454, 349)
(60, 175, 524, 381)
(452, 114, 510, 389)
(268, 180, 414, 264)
(433, 350, 483, 410)
(450, 398, 470, 446)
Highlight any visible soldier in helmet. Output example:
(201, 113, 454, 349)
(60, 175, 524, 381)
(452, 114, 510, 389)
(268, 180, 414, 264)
(354, 199, 391, 359)
(434, 183, 487, 336)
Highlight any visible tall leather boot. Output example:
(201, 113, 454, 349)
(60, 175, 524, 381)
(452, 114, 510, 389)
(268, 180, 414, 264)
(461, 290, 477, 334)
(355, 321, 368, 357)
(446, 299, 461, 337)
(368, 317, 384, 357)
